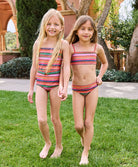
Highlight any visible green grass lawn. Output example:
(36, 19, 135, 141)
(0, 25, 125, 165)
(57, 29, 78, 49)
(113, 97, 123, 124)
(0, 91, 137, 167)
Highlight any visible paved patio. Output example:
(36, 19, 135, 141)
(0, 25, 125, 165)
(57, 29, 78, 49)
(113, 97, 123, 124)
(0, 78, 138, 99)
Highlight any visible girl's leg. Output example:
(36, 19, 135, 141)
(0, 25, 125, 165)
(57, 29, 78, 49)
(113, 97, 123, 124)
(49, 87, 63, 158)
(35, 86, 51, 159)
(72, 91, 85, 145)
(79, 87, 98, 165)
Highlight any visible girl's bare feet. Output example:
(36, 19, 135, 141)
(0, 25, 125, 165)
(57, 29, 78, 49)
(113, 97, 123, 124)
(79, 150, 89, 165)
(39, 142, 51, 159)
(50, 145, 63, 158)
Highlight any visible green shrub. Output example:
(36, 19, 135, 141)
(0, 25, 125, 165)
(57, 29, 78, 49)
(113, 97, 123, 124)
(97, 69, 136, 82)
(0, 57, 32, 78)
(115, 71, 132, 82)
(132, 73, 138, 82)
(102, 69, 117, 81)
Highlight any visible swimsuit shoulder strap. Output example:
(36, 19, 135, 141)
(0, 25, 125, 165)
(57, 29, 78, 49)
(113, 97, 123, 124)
(93, 43, 97, 52)
(72, 44, 76, 53)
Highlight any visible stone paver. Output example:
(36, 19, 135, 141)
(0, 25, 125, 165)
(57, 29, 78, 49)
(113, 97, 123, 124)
(0, 78, 138, 99)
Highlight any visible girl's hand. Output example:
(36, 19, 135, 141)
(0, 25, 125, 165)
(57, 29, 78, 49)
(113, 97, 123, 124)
(96, 76, 102, 85)
(60, 89, 67, 101)
(58, 86, 67, 101)
(27, 90, 34, 103)
(58, 85, 63, 98)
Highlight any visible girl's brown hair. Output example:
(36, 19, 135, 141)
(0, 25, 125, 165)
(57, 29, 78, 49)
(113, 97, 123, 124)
(66, 15, 97, 44)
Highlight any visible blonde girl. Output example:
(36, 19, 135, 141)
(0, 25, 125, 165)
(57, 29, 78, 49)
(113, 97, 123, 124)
(28, 8, 70, 159)
(67, 15, 108, 165)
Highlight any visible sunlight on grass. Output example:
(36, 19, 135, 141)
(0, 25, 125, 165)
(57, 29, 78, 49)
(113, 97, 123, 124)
(0, 91, 137, 167)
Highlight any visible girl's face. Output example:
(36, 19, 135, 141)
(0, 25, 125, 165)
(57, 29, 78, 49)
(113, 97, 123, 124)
(77, 20, 94, 43)
(46, 15, 63, 37)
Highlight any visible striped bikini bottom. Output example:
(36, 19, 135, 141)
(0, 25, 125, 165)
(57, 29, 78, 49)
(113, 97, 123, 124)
(72, 82, 98, 96)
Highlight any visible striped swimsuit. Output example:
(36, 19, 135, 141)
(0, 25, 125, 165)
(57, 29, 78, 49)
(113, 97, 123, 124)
(36, 48, 62, 91)
(71, 44, 98, 96)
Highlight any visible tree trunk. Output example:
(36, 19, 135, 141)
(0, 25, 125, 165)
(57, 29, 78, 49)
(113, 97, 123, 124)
(97, 0, 115, 69)
(60, 0, 93, 18)
(126, 25, 138, 74)
(59, 0, 67, 10)
(98, 37, 116, 69)
(77, 0, 93, 18)
(97, 0, 112, 32)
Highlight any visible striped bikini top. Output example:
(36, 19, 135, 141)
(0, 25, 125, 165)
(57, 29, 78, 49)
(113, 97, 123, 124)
(71, 44, 97, 65)
(38, 48, 63, 75)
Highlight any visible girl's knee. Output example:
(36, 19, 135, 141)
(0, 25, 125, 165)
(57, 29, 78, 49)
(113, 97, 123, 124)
(38, 118, 47, 127)
(75, 124, 84, 133)
(84, 120, 93, 129)
(51, 116, 61, 126)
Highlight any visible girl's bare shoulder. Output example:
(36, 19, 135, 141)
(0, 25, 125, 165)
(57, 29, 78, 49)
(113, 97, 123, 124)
(69, 42, 79, 54)
(69, 43, 76, 54)
(95, 43, 106, 59)
(61, 39, 69, 50)
(96, 43, 103, 50)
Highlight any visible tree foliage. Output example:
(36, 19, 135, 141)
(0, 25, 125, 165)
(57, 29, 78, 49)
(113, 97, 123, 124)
(16, 0, 57, 58)
(132, 0, 138, 26)
(103, 15, 135, 51)
(132, 0, 138, 10)
(102, 0, 138, 51)
(5, 32, 17, 51)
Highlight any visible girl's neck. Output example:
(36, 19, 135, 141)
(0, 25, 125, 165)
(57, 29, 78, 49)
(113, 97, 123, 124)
(46, 36, 58, 43)
(78, 41, 92, 48)
(42, 37, 58, 48)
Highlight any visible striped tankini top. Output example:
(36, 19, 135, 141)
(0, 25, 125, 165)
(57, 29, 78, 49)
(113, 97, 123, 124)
(71, 44, 97, 65)
(36, 48, 63, 90)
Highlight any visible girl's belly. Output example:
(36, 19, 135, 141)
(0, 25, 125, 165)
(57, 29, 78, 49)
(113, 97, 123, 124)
(72, 65, 96, 85)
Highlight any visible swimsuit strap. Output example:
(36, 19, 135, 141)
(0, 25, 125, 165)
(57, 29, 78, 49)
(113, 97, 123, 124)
(72, 44, 76, 53)
(93, 43, 97, 52)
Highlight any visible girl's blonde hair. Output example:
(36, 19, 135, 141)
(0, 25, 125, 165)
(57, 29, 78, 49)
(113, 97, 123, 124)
(66, 15, 97, 44)
(35, 8, 64, 73)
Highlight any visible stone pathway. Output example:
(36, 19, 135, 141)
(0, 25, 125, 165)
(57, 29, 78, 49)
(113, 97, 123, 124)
(0, 78, 138, 99)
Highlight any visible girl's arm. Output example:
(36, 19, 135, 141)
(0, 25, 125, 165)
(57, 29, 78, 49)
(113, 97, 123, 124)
(96, 44, 108, 85)
(58, 62, 64, 98)
(59, 40, 71, 101)
(27, 41, 38, 103)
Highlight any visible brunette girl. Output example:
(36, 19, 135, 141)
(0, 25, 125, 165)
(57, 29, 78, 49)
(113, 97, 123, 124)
(67, 15, 108, 165)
